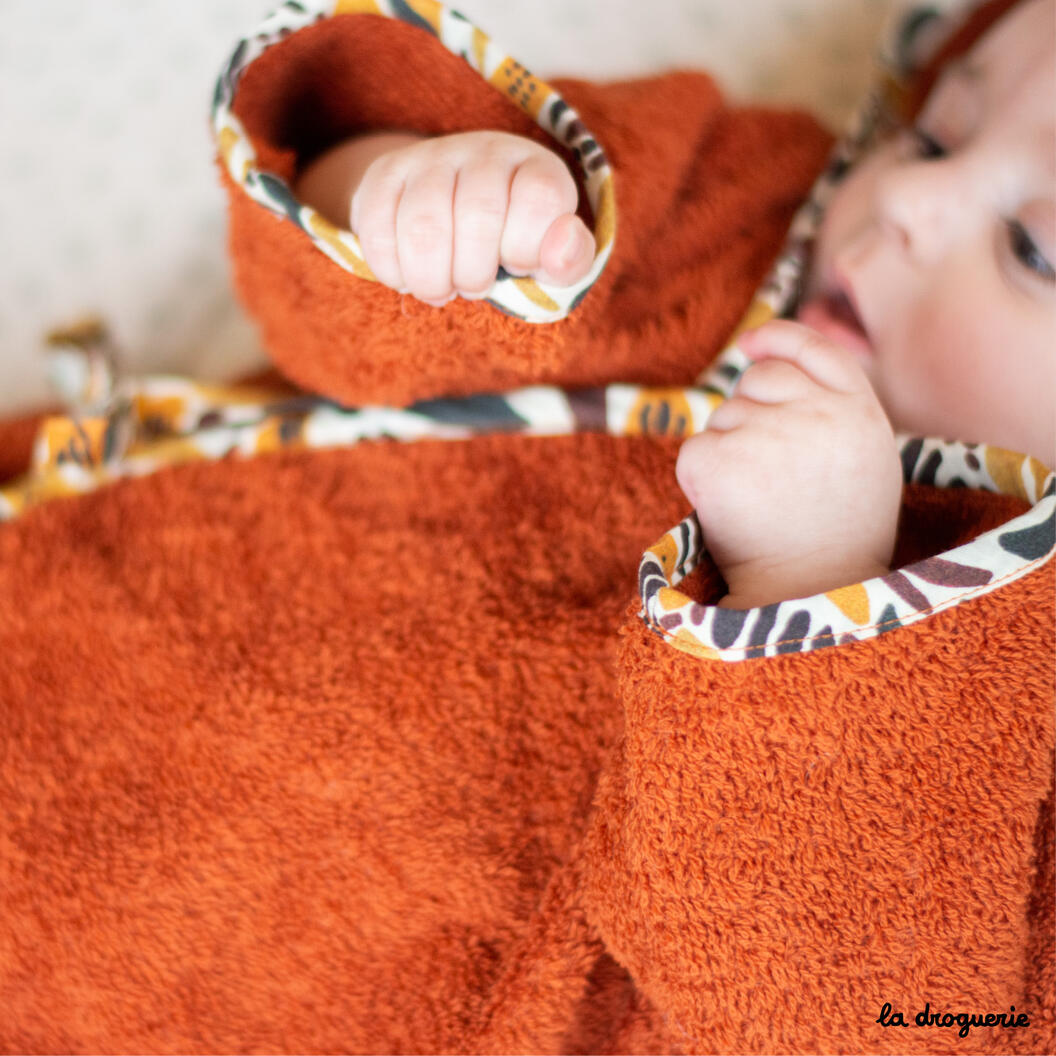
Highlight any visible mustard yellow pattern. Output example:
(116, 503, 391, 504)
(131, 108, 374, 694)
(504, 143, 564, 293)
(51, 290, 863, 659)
(307, 214, 377, 281)
(824, 583, 871, 626)
(593, 179, 616, 255)
(511, 276, 560, 313)
(729, 298, 777, 342)
(403, 0, 444, 35)
(488, 58, 549, 121)
(333, 0, 382, 15)
(624, 389, 699, 437)
(984, 446, 1051, 504)
(647, 533, 680, 578)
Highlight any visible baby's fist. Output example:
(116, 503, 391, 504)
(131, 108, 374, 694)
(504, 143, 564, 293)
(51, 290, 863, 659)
(348, 130, 595, 306)
(677, 321, 903, 608)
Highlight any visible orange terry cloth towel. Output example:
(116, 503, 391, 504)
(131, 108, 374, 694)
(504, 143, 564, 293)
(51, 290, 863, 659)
(1, 1, 1053, 1052)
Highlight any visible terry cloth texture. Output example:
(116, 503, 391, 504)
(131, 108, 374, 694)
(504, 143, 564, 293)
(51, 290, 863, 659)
(594, 554, 1054, 1054)
(0, 431, 690, 1052)
(0, 431, 1049, 1054)
(1, 0, 1053, 1052)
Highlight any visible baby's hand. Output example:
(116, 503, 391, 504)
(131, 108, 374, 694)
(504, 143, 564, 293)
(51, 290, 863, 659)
(676, 321, 904, 609)
(344, 130, 595, 307)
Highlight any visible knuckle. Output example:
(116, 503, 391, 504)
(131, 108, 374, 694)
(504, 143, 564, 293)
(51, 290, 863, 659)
(360, 227, 397, 256)
(479, 130, 528, 157)
(712, 394, 750, 420)
(363, 162, 403, 199)
(796, 332, 837, 366)
(458, 208, 506, 249)
(452, 265, 495, 295)
(681, 429, 716, 457)
(749, 319, 793, 343)
(678, 440, 716, 485)
(798, 325, 830, 350)
(742, 359, 784, 383)
(512, 170, 569, 216)
(459, 191, 508, 225)
(401, 213, 450, 254)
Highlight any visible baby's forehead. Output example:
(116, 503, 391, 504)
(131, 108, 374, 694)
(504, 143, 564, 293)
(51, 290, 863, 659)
(926, 0, 1056, 151)
(975, 0, 1053, 50)
(962, 0, 1055, 97)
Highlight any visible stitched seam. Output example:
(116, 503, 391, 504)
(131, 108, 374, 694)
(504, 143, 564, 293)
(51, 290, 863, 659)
(652, 551, 1054, 658)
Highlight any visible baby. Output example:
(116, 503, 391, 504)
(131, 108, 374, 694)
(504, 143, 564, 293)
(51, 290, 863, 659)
(296, 0, 1055, 610)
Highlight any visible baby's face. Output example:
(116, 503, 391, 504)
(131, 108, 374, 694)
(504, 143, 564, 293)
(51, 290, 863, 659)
(799, 0, 1055, 461)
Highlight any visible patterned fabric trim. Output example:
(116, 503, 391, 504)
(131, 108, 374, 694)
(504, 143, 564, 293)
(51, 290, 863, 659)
(639, 442, 1054, 661)
(0, 346, 719, 522)
(210, 0, 615, 325)
(697, 0, 985, 399)
(3, 348, 1049, 668)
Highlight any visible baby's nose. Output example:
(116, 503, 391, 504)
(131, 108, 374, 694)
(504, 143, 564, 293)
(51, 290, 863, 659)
(874, 158, 973, 264)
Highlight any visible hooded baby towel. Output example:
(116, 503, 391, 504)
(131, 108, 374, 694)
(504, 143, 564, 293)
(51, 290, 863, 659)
(0, 0, 1052, 1051)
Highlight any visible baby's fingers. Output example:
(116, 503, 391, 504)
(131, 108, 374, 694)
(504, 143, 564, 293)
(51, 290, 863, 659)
(734, 357, 817, 405)
(739, 320, 870, 395)
(500, 154, 582, 282)
(451, 158, 511, 298)
(351, 157, 408, 293)
(395, 163, 457, 303)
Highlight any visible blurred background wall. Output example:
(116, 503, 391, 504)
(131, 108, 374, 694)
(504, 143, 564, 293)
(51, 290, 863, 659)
(0, 0, 892, 416)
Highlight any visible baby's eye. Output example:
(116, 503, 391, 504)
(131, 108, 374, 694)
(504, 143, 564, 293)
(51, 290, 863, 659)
(1008, 221, 1056, 282)
(910, 126, 947, 160)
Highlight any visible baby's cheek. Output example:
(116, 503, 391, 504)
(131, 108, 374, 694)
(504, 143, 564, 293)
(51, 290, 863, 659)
(879, 287, 1018, 444)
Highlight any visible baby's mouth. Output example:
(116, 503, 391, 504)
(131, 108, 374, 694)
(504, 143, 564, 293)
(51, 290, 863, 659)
(795, 287, 873, 358)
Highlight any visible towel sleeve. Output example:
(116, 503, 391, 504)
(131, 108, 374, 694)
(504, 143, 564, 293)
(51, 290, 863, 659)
(216, 8, 831, 406)
(581, 493, 1055, 1052)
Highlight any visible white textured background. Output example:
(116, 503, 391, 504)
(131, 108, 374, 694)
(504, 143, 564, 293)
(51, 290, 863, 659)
(0, 0, 892, 417)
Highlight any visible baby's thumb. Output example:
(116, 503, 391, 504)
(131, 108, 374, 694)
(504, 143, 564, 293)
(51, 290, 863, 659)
(536, 215, 595, 286)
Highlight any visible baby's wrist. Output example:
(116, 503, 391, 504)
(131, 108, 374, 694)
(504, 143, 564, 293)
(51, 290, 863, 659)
(296, 130, 428, 230)
(717, 557, 891, 610)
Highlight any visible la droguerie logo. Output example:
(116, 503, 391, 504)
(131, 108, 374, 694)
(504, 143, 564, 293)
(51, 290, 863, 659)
(876, 1001, 1030, 1040)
